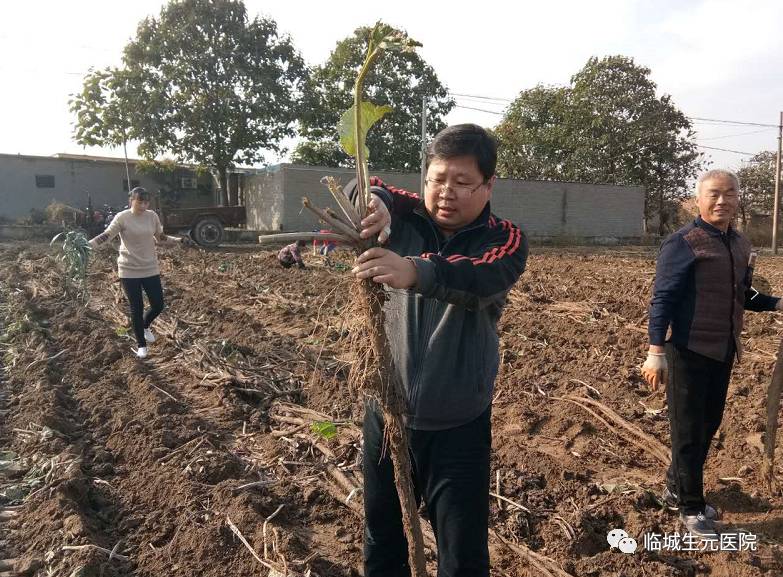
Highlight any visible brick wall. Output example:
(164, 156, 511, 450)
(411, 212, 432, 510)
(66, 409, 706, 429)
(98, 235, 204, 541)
(0, 154, 213, 220)
(244, 167, 284, 231)
(246, 164, 645, 239)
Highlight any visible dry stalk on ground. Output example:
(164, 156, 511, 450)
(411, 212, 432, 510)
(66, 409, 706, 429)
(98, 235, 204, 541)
(491, 530, 574, 577)
(551, 394, 670, 466)
(763, 338, 783, 493)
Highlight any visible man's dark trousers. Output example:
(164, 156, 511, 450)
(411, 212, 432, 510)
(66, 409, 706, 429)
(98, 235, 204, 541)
(363, 405, 491, 577)
(665, 343, 733, 514)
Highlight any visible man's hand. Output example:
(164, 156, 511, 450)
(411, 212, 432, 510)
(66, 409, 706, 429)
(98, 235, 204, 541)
(352, 248, 417, 289)
(360, 194, 392, 244)
(641, 349, 668, 391)
(776, 298, 783, 311)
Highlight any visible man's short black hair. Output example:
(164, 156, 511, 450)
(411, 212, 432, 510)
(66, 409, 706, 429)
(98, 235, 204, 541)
(425, 124, 497, 181)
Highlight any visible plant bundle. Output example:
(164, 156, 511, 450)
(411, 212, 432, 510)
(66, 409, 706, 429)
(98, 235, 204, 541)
(50, 230, 92, 302)
(257, 22, 427, 575)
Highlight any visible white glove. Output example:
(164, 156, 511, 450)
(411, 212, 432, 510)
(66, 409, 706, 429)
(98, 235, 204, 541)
(641, 351, 668, 390)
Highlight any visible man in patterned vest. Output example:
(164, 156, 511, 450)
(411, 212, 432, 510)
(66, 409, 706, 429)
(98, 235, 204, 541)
(642, 169, 782, 539)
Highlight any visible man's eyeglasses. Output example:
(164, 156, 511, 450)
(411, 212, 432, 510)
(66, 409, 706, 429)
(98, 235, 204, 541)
(425, 178, 486, 197)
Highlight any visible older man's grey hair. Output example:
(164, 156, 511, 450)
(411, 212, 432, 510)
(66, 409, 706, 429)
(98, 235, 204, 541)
(696, 169, 740, 195)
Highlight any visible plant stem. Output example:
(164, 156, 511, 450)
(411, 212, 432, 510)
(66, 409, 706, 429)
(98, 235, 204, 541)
(353, 49, 381, 219)
(323, 177, 362, 229)
(302, 199, 362, 242)
(349, 26, 428, 576)
(363, 281, 427, 576)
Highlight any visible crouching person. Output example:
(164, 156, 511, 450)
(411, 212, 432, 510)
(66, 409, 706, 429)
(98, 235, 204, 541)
(278, 240, 306, 269)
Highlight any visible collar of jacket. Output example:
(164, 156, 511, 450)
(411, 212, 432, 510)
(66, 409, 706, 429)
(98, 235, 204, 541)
(694, 215, 736, 239)
(413, 202, 492, 235)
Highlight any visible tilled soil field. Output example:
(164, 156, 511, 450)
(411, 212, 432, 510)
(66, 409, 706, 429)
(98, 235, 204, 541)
(2, 241, 783, 577)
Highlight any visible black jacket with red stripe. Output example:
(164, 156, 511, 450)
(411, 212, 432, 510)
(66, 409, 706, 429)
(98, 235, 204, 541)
(366, 177, 528, 430)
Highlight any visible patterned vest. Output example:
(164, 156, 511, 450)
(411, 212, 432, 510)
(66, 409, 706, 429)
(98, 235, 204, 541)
(681, 226, 751, 361)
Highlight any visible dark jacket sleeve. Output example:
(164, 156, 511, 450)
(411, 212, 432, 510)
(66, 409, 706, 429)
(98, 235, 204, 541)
(343, 177, 422, 216)
(409, 220, 528, 310)
(744, 288, 780, 311)
(369, 177, 422, 215)
(649, 233, 694, 346)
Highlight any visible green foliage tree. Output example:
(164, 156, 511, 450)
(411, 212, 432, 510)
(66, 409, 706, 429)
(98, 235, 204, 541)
(292, 23, 454, 173)
(493, 85, 570, 181)
(737, 151, 778, 226)
(71, 0, 306, 206)
(496, 56, 705, 234)
(70, 67, 142, 186)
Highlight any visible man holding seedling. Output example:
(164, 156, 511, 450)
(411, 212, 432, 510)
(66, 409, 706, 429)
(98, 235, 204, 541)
(642, 169, 783, 540)
(351, 124, 528, 576)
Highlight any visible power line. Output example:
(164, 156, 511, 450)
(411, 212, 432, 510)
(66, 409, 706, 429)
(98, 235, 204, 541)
(449, 91, 512, 103)
(696, 128, 776, 141)
(454, 104, 763, 156)
(449, 91, 781, 129)
(451, 96, 507, 108)
(453, 104, 504, 115)
(697, 145, 757, 156)
(690, 117, 778, 128)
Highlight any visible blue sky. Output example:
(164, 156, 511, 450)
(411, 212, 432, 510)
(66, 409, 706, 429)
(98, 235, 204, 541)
(1, 0, 780, 173)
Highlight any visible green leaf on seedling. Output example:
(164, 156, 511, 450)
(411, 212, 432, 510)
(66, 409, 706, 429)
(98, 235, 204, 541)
(115, 326, 129, 337)
(50, 229, 91, 302)
(311, 421, 337, 440)
(338, 102, 392, 158)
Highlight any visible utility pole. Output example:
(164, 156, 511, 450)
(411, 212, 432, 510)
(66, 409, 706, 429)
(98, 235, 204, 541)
(773, 111, 783, 254)
(420, 96, 428, 194)
(122, 137, 131, 192)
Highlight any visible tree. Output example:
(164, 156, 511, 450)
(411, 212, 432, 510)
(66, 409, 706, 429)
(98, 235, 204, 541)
(496, 56, 705, 234)
(737, 151, 778, 227)
(70, 67, 142, 188)
(71, 0, 306, 206)
(292, 23, 454, 172)
(493, 85, 570, 181)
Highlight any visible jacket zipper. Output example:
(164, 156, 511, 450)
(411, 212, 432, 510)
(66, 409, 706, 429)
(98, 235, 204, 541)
(406, 212, 487, 411)
(406, 215, 440, 411)
(723, 233, 737, 360)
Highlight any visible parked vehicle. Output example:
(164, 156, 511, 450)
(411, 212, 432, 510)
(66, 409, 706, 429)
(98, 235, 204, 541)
(77, 193, 246, 247)
(101, 204, 117, 230)
(77, 195, 117, 236)
(158, 205, 246, 247)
